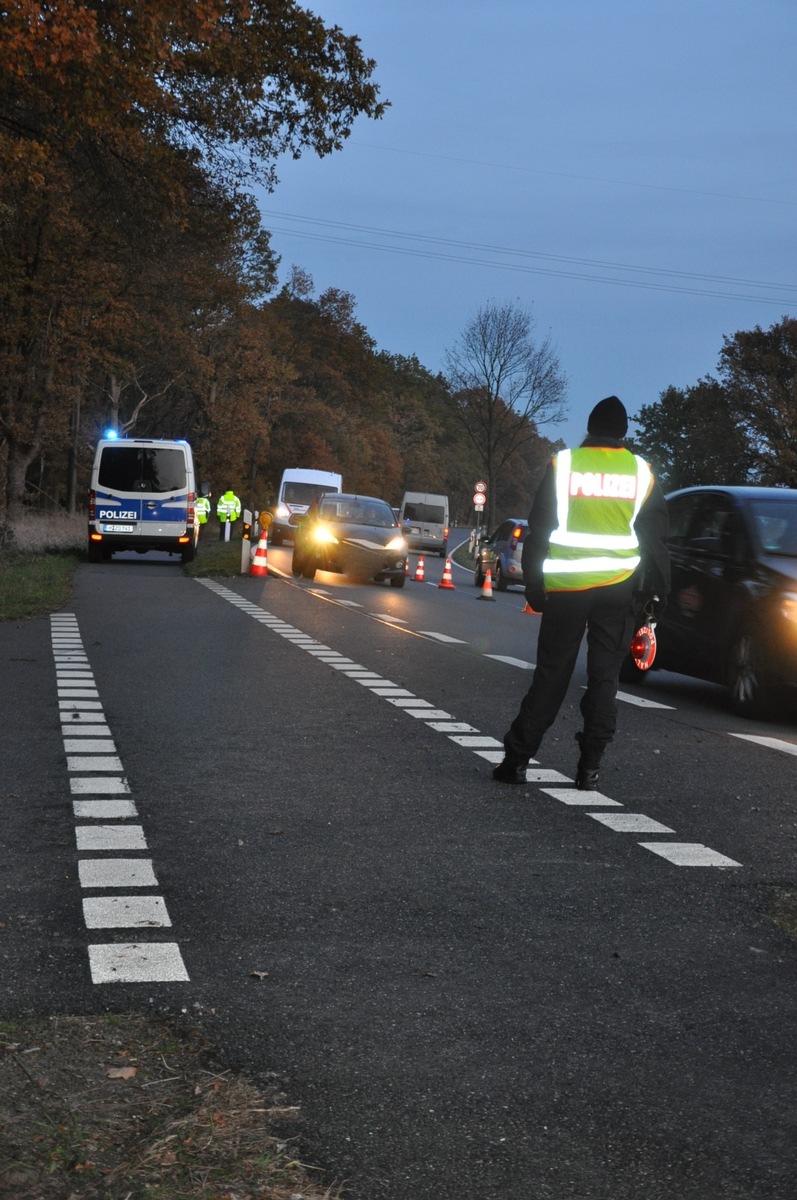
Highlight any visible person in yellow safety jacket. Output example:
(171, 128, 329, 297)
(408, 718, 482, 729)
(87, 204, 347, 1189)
(493, 396, 670, 791)
(195, 494, 211, 528)
(217, 489, 242, 539)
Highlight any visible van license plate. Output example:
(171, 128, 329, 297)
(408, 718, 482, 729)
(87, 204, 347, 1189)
(103, 523, 134, 532)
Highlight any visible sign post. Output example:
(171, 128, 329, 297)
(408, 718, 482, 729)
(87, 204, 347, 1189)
(473, 481, 487, 535)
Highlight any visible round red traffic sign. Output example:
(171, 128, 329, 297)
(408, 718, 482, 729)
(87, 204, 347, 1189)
(474, 481, 487, 493)
(473, 493, 486, 507)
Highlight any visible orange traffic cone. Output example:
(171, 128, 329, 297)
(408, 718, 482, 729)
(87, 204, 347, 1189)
(478, 568, 496, 601)
(249, 530, 269, 577)
(413, 555, 426, 582)
(438, 557, 456, 589)
(522, 601, 535, 613)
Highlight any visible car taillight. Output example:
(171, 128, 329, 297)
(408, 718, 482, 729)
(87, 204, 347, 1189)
(510, 525, 523, 549)
(88, 489, 96, 521)
(187, 491, 196, 522)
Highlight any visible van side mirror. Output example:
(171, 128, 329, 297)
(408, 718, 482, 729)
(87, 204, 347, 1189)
(200, 481, 211, 497)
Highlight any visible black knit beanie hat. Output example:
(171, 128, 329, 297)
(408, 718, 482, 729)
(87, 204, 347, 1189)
(587, 395, 628, 439)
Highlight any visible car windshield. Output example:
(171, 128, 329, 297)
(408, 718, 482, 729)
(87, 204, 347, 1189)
(749, 498, 797, 556)
(319, 497, 394, 527)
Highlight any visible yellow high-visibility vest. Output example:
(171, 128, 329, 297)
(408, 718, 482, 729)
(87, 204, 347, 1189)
(217, 492, 241, 521)
(542, 447, 653, 591)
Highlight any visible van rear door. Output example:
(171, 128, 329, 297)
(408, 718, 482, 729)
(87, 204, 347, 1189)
(95, 444, 190, 539)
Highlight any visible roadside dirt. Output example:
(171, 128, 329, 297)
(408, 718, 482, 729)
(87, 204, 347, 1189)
(0, 1011, 342, 1199)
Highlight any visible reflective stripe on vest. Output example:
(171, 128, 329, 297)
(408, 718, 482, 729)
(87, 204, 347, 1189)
(542, 448, 652, 591)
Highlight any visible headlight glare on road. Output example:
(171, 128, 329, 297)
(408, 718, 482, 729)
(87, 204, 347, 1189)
(385, 536, 407, 551)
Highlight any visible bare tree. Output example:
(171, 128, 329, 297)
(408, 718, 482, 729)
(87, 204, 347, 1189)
(444, 300, 567, 525)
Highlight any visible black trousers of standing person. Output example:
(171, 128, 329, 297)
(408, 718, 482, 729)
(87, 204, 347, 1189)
(503, 577, 638, 770)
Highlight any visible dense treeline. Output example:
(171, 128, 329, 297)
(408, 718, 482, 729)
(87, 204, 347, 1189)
(0, 0, 560, 538)
(6, 3, 792, 540)
(631, 316, 797, 492)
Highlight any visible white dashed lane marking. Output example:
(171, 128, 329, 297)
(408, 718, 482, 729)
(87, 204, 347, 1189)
(485, 654, 535, 670)
(50, 614, 189, 983)
(730, 733, 797, 757)
(199, 580, 740, 868)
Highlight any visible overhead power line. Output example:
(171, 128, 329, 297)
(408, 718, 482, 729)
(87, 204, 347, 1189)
(263, 210, 797, 306)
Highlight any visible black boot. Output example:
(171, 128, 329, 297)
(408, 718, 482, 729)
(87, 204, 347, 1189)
(492, 758, 529, 785)
(575, 732, 601, 791)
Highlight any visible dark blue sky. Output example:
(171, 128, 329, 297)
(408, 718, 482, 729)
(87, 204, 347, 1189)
(262, 1, 797, 446)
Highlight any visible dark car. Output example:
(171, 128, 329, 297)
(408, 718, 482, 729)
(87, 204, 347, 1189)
(291, 493, 408, 587)
(621, 485, 797, 716)
(474, 519, 528, 591)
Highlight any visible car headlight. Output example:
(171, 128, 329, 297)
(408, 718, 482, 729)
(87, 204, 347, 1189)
(780, 592, 797, 623)
(385, 535, 407, 552)
(275, 503, 289, 519)
(313, 525, 338, 545)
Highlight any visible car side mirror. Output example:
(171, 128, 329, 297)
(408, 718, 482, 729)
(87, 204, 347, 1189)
(288, 513, 302, 527)
(199, 481, 211, 497)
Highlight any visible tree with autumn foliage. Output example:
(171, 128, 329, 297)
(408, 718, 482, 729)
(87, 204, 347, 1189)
(632, 317, 797, 490)
(0, 0, 386, 528)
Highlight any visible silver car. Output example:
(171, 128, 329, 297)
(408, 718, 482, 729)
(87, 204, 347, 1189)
(474, 519, 528, 591)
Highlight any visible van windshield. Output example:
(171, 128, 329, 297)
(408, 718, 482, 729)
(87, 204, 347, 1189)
(404, 502, 445, 524)
(98, 447, 187, 493)
(284, 482, 337, 506)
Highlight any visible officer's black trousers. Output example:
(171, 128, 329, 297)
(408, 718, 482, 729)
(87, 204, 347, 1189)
(503, 578, 637, 768)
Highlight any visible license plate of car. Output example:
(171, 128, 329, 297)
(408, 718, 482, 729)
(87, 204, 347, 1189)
(102, 523, 134, 532)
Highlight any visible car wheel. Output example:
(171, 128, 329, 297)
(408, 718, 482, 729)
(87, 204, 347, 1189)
(301, 557, 317, 581)
(390, 574, 406, 588)
(181, 541, 196, 564)
(271, 529, 282, 546)
(474, 560, 485, 587)
(291, 550, 304, 576)
(727, 628, 772, 718)
(494, 562, 508, 591)
(88, 542, 102, 563)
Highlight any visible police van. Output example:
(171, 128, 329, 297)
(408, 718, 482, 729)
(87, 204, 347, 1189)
(87, 436, 204, 563)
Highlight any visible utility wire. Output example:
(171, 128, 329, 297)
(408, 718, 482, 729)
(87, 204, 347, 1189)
(263, 212, 797, 305)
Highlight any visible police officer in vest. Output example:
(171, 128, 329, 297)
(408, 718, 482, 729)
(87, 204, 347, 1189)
(493, 396, 670, 789)
(195, 491, 211, 530)
(217, 489, 242, 539)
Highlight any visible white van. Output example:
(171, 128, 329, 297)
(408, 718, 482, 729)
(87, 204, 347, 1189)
(270, 467, 342, 544)
(399, 491, 450, 556)
(88, 437, 204, 563)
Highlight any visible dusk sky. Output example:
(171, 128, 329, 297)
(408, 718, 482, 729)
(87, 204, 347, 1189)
(261, 1, 796, 448)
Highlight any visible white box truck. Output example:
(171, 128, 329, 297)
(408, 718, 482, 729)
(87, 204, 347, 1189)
(270, 467, 342, 544)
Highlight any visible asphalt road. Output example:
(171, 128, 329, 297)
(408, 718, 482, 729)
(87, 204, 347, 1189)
(2, 531, 796, 1199)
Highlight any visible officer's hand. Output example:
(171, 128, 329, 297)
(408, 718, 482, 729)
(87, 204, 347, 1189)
(525, 586, 545, 613)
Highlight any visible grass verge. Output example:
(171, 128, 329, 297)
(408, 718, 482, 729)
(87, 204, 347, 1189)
(0, 552, 80, 620)
(0, 1012, 342, 1199)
